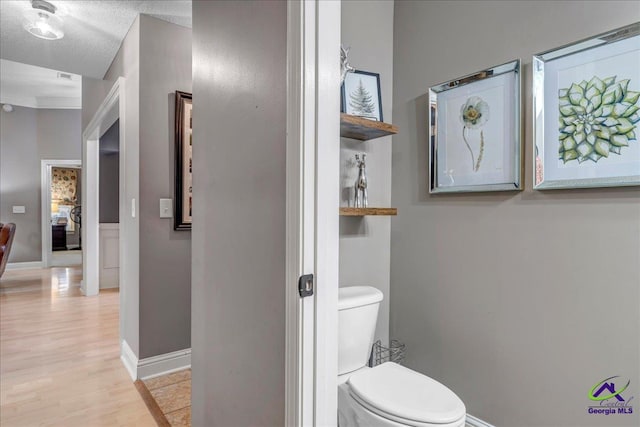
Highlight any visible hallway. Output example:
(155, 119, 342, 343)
(0, 267, 155, 426)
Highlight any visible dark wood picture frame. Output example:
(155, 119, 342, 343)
(341, 69, 383, 122)
(174, 91, 192, 230)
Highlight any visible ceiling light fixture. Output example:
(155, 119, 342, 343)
(23, 0, 64, 41)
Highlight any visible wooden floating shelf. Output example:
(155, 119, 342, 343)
(340, 207, 398, 217)
(340, 114, 398, 141)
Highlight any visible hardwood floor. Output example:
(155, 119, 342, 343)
(0, 267, 156, 426)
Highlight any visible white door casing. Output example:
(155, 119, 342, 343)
(80, 77, 129, 380)
(82, 77, 132, 364)
(314, 1, 341, 424)
(82, 78, 122, 297)
(285, 0, 340, 425)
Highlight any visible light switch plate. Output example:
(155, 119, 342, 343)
(12, 205, 26, 214)
(159, 199, 173, 218)
(131, 198, 136, 218)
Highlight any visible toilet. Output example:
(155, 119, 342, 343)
(338, 286, 466, 427)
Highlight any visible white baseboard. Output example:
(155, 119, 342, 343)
(99, 223, 120, 230)
(120, 340, 138, 381)
(466, 414, 495, 427)
(120, 341, 191, 381)
(51, 253, 82, 267)
(5, 261, 44, 271)
(138, 348, 191, 380)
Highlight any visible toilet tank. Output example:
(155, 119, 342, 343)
(338, 286, 383, 376)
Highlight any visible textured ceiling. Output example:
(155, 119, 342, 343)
(1, 59, 82, 108)
(0, 0, 192, 79)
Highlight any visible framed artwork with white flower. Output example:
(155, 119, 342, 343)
(429, 59, 522, 193)
(342, 70, 383, 122)
(533, 22, 640, 189)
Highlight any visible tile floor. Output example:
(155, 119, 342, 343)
(140, 368, 475, 427)
(143, 369, 192, 426)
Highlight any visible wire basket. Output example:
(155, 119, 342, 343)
(369, 339, 406, 367)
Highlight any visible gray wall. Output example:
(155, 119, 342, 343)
(390, 2, 640, 426)
(341, 0, 394, 345)
(83, 15, 192, 359)
(99, 119, 119, 223)
(191, 1, 286, 425)
(81, 76, 112, 132)
(0, 106, 81, 262)
(99, 14, 141, 356)
(138, 14, 192, 359)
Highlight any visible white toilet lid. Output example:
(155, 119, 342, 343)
(347, 362, 465, 425)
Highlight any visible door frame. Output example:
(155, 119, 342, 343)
(41, 159, 82, 268)
(285, 0, 341, 425)
(82, 78, 122, 297)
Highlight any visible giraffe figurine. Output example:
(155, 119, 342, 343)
(354, 153, 368, 208)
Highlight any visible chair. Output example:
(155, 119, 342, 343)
(0, 223, 17, 278)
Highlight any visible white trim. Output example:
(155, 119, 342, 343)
(83, 77, 134, 369)
(301, 3, 318, 425)
(285, 0, 306, 425)
(0, 94, 81, 109)
(313, 1, 341, 425)
(466, 414, 496, 427)
(98, 223, 119, 289)
(5, 261, 44, 271)
(120, 340, 138, 381)
(285, 1, 340, 425)
(99, 223, 120, 230)
(36, 97, 81, 110)
(82, 79, 122, 141)
(137, 348, 191, 380)
(0, 95, 38, 109)
(100, 102, 119, 138)
(119, 342, 191, 381)
(51, 252, 82, 267)
(82, 78, 123, 297)
(41, 159, 82, 269)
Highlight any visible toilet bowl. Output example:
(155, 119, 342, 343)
(338, 287, 466, 427)
(338, 362, 466, 427)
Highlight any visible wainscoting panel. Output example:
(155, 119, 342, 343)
(99, 223, 119, 289)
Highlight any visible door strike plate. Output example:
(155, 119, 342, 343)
(298, 274, 314, 297)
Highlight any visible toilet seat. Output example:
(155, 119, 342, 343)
(348, 391, 465, 427)
(346, 362, 466, 427)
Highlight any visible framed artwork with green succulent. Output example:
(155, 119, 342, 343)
(533, 22, 640, 189)
(429, 59, 522, 193)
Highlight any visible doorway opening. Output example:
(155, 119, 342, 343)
(82, 78, 129, 364)
(41, 159, 82, 268)
(97, 119, 120, 290)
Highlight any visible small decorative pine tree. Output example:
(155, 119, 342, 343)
(349, 79, 376, 117)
